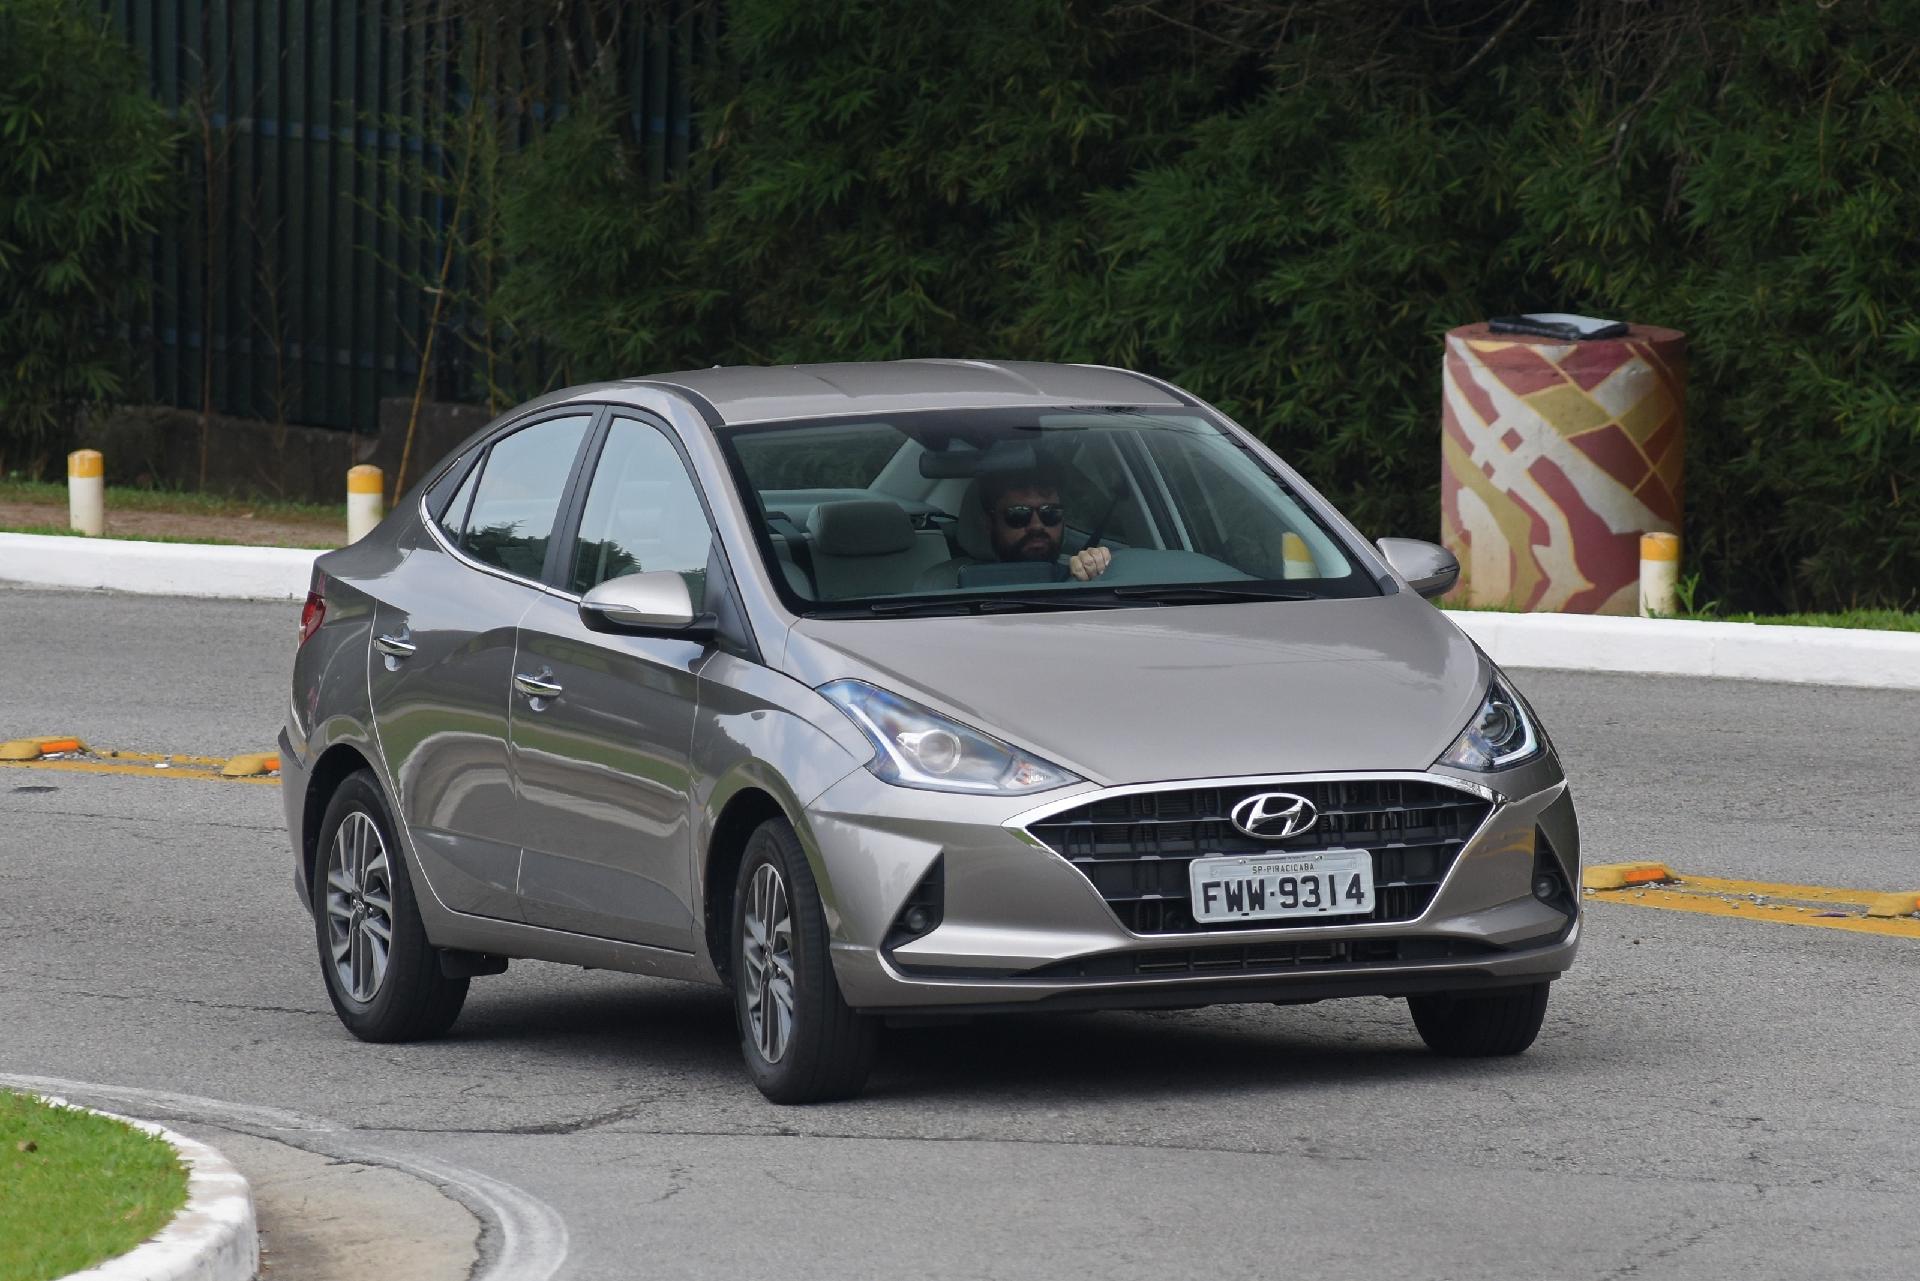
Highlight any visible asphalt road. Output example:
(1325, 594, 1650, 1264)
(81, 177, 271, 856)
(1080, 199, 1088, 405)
(3, 586, 1918, 1280)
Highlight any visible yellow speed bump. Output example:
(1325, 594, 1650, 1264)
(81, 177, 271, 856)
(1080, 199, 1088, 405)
(0, 736, 91, 761)
(1582, 861, 1675, 890)
(220, 753, 281, 778)
(1865, 892, 1920, 919)
(1586, 868, 1920, 939)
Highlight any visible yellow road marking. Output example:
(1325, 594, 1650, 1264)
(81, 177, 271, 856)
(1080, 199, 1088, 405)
(97, 749, 233, 768)
(0, 735, 280, 786)
(1587, 871, 1920, 940)
(0, 758, 281, 785)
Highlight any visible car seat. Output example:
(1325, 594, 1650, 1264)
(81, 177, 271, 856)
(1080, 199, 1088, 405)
(805, 500, 950, 599)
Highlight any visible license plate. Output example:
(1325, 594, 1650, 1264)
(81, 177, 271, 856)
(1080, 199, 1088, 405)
(1187, 850, 1375, 923)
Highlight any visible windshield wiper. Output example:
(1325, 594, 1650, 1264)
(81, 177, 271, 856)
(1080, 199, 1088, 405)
(852, 595, 1140, 617)
(1099, 585, 1320, 604)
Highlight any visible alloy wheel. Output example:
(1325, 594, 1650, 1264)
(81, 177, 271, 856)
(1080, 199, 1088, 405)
(325, 811, 395, 1003)
(741, 862, 796, 1063)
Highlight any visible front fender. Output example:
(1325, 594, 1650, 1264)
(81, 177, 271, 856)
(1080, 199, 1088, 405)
(691, 655, 867, 969)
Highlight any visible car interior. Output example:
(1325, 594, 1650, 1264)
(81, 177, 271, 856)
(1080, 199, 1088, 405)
(737, 423, 1357, 604)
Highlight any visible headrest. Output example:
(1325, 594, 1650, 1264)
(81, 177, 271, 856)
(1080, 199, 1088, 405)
(953, 479, 997, 561)
(807, 500, 916, 557)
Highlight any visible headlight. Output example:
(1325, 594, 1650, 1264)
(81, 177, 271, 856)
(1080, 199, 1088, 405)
(818, 679, 1080, 795)
(1437, 673, 1542, 771)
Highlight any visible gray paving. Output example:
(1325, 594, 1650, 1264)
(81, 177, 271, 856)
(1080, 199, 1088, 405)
(2, 586, 1917, 1280)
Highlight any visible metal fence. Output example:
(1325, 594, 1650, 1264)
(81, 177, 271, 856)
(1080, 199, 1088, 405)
(106, 2, 707, 434)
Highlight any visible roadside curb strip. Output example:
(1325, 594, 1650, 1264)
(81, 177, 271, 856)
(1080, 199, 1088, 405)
(0, 532, 315, 601)
(39, 1097, 258, 1281)
(1448, 608, 1920, 691)
(3, 531, 1918, 690)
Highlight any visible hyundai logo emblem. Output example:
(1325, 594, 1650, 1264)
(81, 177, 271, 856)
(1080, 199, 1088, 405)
(1230, 792, 1319, 840)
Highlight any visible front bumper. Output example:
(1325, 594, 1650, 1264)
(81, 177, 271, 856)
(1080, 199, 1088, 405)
(800, 758, 1580, 1012)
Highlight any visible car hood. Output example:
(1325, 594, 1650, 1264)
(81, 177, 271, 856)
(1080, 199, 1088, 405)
(780, 593, 1489, 786)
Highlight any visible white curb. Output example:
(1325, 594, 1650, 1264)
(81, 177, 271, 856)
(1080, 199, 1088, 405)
(37, 1098, 257, 1281)
(2, 531, 1916, 690)
(0, 532, 315, 600)
(1448, 608, 1920, 691)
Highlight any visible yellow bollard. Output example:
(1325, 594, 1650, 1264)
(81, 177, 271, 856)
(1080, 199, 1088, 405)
(1639, 532, 1680, 617)
(347, 465, 384, 543)
(1281, 531, 1317, 580)
(68, 449, 105, 536)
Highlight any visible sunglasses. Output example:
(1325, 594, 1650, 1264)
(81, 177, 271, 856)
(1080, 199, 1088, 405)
(998, 503, 1063, 530)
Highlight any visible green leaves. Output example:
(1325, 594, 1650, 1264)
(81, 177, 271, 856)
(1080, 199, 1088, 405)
(472, 0, 1917, 611)
(0, 0, 177, 453)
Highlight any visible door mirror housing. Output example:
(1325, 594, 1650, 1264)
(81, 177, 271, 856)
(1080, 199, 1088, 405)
(1376, 538, 1461, 600)
(579, 571, 717, 641)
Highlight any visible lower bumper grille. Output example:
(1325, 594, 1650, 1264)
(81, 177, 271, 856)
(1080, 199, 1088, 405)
(1023, 777, 1494, 934)
(1020, 936, 1501, 981)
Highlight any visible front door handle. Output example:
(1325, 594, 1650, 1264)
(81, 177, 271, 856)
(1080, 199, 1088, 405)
(373, 633, 416, 659)
(513, 670, 563, 700)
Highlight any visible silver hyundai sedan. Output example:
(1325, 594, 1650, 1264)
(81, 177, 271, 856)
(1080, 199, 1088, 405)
(282, 360, 1580, 1102)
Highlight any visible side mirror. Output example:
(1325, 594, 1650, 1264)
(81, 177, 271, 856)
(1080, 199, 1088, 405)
(1376, 538, 1460, 601)
(579, 571, 717, 640)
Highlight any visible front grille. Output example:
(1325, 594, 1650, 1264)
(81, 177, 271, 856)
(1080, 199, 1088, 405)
(1021, 936, 1499, 981)
(1024, 777, 1493, 934)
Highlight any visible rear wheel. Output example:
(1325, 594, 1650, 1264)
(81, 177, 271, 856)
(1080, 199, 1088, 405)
(732, 817, 877, 1103)
(313, 770, 467, 1041)
(1409, 982, 1550, 1057)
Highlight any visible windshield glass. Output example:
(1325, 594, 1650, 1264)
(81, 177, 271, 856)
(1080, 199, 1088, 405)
(717, 407, 1380, 615)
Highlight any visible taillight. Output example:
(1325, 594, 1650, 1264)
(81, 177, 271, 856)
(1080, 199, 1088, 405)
(299, 588, 327, 646)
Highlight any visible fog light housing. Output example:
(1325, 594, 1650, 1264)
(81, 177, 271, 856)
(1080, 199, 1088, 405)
(883, 857, 945, 951)
(1531, 827, 1578, 926)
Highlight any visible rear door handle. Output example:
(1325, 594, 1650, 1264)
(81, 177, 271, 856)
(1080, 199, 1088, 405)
(373, 633, 416, 659)
(513, 670, 563, 700)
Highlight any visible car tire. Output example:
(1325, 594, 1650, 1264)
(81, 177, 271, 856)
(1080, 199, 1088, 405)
(1408, 982, 1550, 1057)
(732, 816, 877, 1103)
(313, 770, 468, 1042)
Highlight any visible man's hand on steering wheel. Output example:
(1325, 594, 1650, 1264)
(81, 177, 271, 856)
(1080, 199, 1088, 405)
(1069, 546, 1113, 581)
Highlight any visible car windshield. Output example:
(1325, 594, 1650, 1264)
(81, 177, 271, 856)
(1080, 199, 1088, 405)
(717, 407, 1381, 615)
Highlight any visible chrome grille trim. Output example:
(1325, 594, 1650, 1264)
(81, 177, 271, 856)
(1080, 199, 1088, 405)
(1008, 772, 1498, 937)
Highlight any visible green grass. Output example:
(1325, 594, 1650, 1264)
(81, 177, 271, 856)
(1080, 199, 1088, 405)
(0, 522, 339, 550)
(0, 477, 342, 523)
(0, 1091, 189, 1281)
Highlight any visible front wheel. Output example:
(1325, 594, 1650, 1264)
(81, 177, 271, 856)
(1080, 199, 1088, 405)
(732, 817, 877, 1103)
(1409, 982, 1550, 1057)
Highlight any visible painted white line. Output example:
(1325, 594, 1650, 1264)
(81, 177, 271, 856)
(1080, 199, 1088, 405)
(0, 1075, 568, 1281)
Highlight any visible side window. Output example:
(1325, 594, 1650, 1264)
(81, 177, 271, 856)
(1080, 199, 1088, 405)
(456, 415, 592, 578)
(569, 417, 713, 605)
(437, 453, 482, 533)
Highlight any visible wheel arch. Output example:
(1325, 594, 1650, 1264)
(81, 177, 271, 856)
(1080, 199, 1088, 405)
(301, 742, 379, 902)
(703, 786, 791, 989)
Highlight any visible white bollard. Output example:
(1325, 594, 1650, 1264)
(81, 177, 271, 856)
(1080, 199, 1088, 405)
(1281, 531, 1317, 580)
(68, 449, 105, 536)
(1639, 531, 1680, 616)
(347, 465, 384, 543)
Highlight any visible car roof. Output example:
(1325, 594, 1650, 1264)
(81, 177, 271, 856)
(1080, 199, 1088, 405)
(604, 359, 1189, 426)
